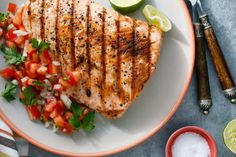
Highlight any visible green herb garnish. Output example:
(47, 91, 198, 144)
(20, 86, 38, 106)
(82, 111, 95, 132)
(0, 45, 25, 65)
(32, 80, 45, 87)
(69, 101, 95, 132)
(0, 12, 9, 21)
(30, 38, 50, 53)
(1, 81, 17, 102)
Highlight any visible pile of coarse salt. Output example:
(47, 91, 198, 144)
(172, 132, 210, 157)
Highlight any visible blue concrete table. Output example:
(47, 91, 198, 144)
(29, 0, 236, 156)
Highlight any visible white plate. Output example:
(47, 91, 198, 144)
(0, 0, 194, 156)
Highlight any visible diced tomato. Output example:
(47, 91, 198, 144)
(57, 100, 65, 109)
(40, 50, 52, 65)
(0, 67, 16, 80)
(37, 66, 47, 76)
(25, 105, 41, 120)
(6, 29, 17, 41)
(50, 104, 64, 119)
(25, 78, 34, 86)
(27, 44, 37, 54)
(8, 3, 17, 13)
(14, 70, 23, 86)
(45, 97, 57, 112)
(13, 7, 23, 26)
(29, 63, 40, 74)
(67, 71, 80, 85)
(25, 61, 38, 78)
(24, 61, 31, 69)
(28, 51, 40, 62)
(5, 40, 17, 48)
(14, 36, 26, 46)
(54, 115, 65, 127)
(0, 19, 8, 28)
(26, 71, 37, 78)
(42, 111, 50, 121)
(64, 111, 73, 120)
(48, 63, 57, 74)
(18, 25, 26, 31)
(61, 122, 74, 134)
(0, 28, 3, 37)
(58, 78, 71, 88)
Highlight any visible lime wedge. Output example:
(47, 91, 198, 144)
(109, 0, 144, 14)
(142, 5, 172, 32)
(223, 119, 236, 154)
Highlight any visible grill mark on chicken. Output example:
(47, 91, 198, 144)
(71, 0, 75, 69)
(70, 0, 90, 105)
(30, 0, 43, 39)
(43, 0, 58, 61)
(118, 16, 134, 108)
(89, 3, 104, 110)
(57, 0, 74, 74)
(103, 9, 120, 112)
(148, 26, 151, 77)
(86, 1, 91, 106)
(101, 8, 106, 111)
(41, 0, 45, 39)
(133, 20, 150, 98)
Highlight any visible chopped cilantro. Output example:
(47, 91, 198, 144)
(0, 45, 25, 65)
(82, 111, 95, 132)
(20, 86, 38, 106)
(30, 38, 50, 53)
(0, 12, 9, 21)
(69, 101, 95, 132)
(1, 81, 17, 102)
(32, 80, 45, 87)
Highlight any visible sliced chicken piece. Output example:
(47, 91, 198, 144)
(103, 9, 122, 113)
(133, 20, 150, 98)
(30, 0, 43, 39)
(88, 3, 104, 110)
(118, 15, 134, 113)
(57, 0, 74, 74)
(43, 0, 58, 60)
(68, 0, 91, 105)
(150, 26, 163, 74)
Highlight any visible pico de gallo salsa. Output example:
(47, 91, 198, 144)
(0, 3, 95, 134)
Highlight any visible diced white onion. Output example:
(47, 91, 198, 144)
(22, 86, 26, 91)
(45, 122, 50, 128)
(52, 61, 61, 66)
(46, 74, 52, 78)
(7, 24, 14, 30)
(53, 84, 62, 90)
(44, 79, 52, 87)
(13, 30, 28, 36)
(52, 124, 58, 133)
(23, 41, 29, 57)
(21, 76, 29, 83)
(11, 79, 19, 85)
(60, 94, 72, 109)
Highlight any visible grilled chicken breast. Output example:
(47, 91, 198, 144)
(22, 0, 163, 119)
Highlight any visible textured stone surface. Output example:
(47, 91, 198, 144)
(29, 0, 236, 156)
